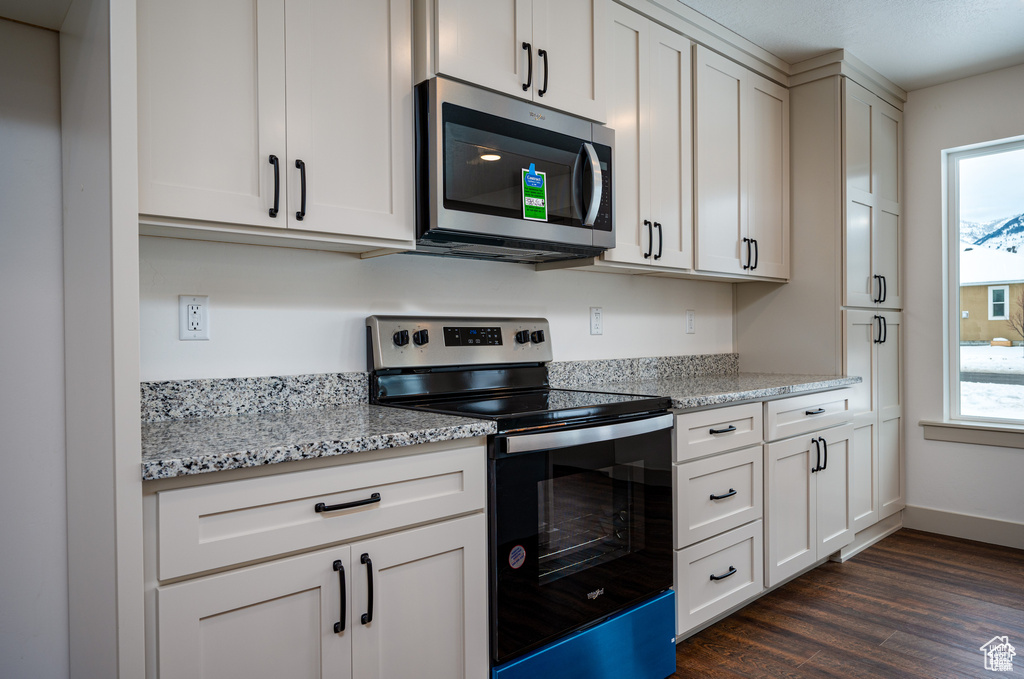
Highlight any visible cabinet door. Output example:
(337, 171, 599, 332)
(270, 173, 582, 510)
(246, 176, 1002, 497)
(745, 76, 789, 279)
(843, 310, 878, 418)
(158, 546, 352, 679)
(765, 436, 816, 587)
(877, 311, 904, 518)
(138, 0, 287, 228)
(435, 0, 531, 100)
(814, 425, 854, 557)
(350, 514, 488, 679)
(284, 0, 414, 242)
(531, 0, 606, 121)
(646, 24, 693, 270)
(694, 45, 745, 276)
(849, 418, 878, 532)
(873, 102, 902, 309)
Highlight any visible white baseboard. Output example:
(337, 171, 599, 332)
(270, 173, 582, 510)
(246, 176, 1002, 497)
(903, 506, 1024, 550)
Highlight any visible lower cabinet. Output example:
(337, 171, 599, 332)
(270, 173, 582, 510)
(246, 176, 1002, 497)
(764, 424, 854, 587)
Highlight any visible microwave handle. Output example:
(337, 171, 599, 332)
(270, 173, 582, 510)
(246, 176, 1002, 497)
(581, 142, 603, 227)
(504, 413, 674, 454)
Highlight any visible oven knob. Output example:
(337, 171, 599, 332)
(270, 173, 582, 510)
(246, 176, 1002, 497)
(413, 329, 429, 346)
(530, 329, 545, 344)
(392, 330, 409, 347)
(515, 330, 531, 344)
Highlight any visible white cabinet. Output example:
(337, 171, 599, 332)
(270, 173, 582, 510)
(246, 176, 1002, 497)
(843, 79, 903, 309)
(765, 424, 854, 587)
(138, 0, 415, 250)
(596, 4, 691, 270)
(432, 0, 606, 121)
(694, 45, 789, 280)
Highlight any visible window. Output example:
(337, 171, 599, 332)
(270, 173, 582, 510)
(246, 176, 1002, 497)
(945, 138, 1024, 425)
(989, 285, 1009, 320)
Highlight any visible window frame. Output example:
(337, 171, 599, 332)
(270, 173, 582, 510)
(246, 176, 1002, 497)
(944, 137, 1024, 426)
(988, 285, 1009, 321)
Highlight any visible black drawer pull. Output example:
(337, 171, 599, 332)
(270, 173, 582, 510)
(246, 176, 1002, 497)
(653, 221, 663, 260)
(710, 566, 737, 581)
(811, 437, 822, 473)
(710, 488, 737, 501)
(268, 155, 280, 217)
(537, 48, 549, 96)
(333, 560, 346, 633)
(805, 408, 825, 415)
(522, 42, 532, 91)
(361, 553, 374, 625)
(295, 159, 307, 221)
(315, 492, 381, 514)
(643, 220, 653, 259)
(709, 425, 737, 435)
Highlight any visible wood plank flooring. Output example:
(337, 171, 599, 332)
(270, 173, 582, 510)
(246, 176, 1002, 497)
(673, 529, 1024, 678)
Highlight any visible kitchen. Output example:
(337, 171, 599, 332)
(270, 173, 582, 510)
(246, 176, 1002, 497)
(2, 0, 1024, 677)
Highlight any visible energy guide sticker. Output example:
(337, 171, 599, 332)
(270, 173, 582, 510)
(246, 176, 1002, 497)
(522, 168, 548, 222)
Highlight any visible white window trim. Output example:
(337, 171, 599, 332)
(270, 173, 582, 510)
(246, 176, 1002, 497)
(943, 137, 1024, 432)
(988, 285, 1009, 321)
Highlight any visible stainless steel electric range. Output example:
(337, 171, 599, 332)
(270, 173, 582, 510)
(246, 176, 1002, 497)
(367, 316, 677, 679)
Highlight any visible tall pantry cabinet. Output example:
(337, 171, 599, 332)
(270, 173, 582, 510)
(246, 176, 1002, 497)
(736, 70, 905, 554)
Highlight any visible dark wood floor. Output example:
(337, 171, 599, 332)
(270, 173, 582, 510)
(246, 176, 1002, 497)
(673, 529, 1024, 678)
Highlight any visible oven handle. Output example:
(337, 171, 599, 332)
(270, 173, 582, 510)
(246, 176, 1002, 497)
(504, 413, 674, 454)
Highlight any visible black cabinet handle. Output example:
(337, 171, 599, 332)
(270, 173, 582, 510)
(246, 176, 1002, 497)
(880, 275, 887, 304)
(333, 560, 346, 633)
(295, 159, 307, 221)
(709, 425, 737, 435)
(742, 237, 751, 270)
(820, 437, 828, 471)
(873, 315, 883, 344)
(811, 437, 821, 473)
(873, 275, 883, 303)
(654, 222, 663, 260)
(710, 488, 737, 501)
(881, 315, 887, 344)
(751, 238, 759, 271)
(537, 48, 549, 97)
(268, 155, 280, 217)
(360, 553, 374, 625)
(522, 43, 533, 91)
(315, 492, 381, 514)
(643, 220, 653, 259)
(710, 566, 737, 581)
(805, 408, 825, 415)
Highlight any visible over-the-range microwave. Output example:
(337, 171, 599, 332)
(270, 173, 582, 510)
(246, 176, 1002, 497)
(414, 77, 614, 264)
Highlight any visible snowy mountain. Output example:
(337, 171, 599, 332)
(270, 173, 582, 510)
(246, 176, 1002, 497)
(974, 213, 1024, 254)
(960, 217, 1008, 243)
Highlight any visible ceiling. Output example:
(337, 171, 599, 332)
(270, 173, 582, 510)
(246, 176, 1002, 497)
(4, 0, 1024, 91)
(679, 0, 1024, 91)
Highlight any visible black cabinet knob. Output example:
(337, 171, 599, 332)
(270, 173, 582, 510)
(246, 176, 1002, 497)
(515, 330, 531, 344)
(531, 329, 545, 344)
(392, 330, 409, 347)
(413, 329, 429, 346)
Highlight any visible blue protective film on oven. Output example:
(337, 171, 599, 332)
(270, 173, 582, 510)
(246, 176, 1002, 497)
(491, 589, 676, 679)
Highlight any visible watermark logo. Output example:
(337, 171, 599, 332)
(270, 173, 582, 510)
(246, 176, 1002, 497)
(981, 635, 1016, 672)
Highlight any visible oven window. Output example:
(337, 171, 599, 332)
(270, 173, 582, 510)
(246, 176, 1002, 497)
(537, 462, 645, 584)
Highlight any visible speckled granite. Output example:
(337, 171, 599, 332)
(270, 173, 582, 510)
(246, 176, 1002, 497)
(547, 353, 738, 389)
(141, 372, 368, 423)
(142, 404, 495, 480)
(564, 373, 861, 410)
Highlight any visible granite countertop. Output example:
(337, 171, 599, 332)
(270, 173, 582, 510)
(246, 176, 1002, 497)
(570, 373, 862, 410)
(142, 404, 495, 480)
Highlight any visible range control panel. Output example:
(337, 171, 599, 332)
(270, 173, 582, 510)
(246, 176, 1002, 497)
(367, 316, 552, 370)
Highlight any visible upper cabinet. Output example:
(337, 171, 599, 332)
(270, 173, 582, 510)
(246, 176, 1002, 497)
(432, 0, 606, 121)
(597, 3, 692, 270)
(843, 79, 903, 309)
(694, 46, 790, 281)
(138, 0, 416, 251)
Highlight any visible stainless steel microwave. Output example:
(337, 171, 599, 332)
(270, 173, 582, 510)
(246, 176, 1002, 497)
(414, 77, 614, 263)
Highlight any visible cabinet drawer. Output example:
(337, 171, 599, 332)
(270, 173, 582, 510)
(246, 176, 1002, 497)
(676, 403, 763, 462)
(764, 390, 851, 442)
(674, 521, 764, 637)
(157, 444, 486, 580)
(675, 446, 763, 549)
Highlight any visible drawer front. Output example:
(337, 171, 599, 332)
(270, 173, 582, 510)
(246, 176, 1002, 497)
(157, 444, 486, 580)
(675, 521, 764, 637)
(676, 403, 763, 462)
(764, 390, 851, 442)
(675, 445, 763, 549)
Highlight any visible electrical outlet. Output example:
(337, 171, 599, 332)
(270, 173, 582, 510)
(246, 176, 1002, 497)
(590, 307, 603, 335)
(685, 309, 695, 334)
(179, 295, 210, 340)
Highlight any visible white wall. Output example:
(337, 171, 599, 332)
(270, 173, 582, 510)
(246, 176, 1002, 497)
(904, 62, 1024, 526)
(139, 237, 735, 380)
(0, 18, 69, 679)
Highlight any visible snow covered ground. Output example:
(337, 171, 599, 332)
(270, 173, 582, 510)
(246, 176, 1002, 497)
(959, 346, 1024, 419)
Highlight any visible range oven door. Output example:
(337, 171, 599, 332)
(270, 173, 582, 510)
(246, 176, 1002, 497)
(489, 413, 674, 665)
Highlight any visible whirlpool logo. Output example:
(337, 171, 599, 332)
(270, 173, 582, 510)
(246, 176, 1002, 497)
(587, 588, 605, 600)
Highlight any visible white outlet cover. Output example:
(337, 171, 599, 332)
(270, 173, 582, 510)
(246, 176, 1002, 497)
(179, 295, 210, 341)
(590, 306, 603, 335)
